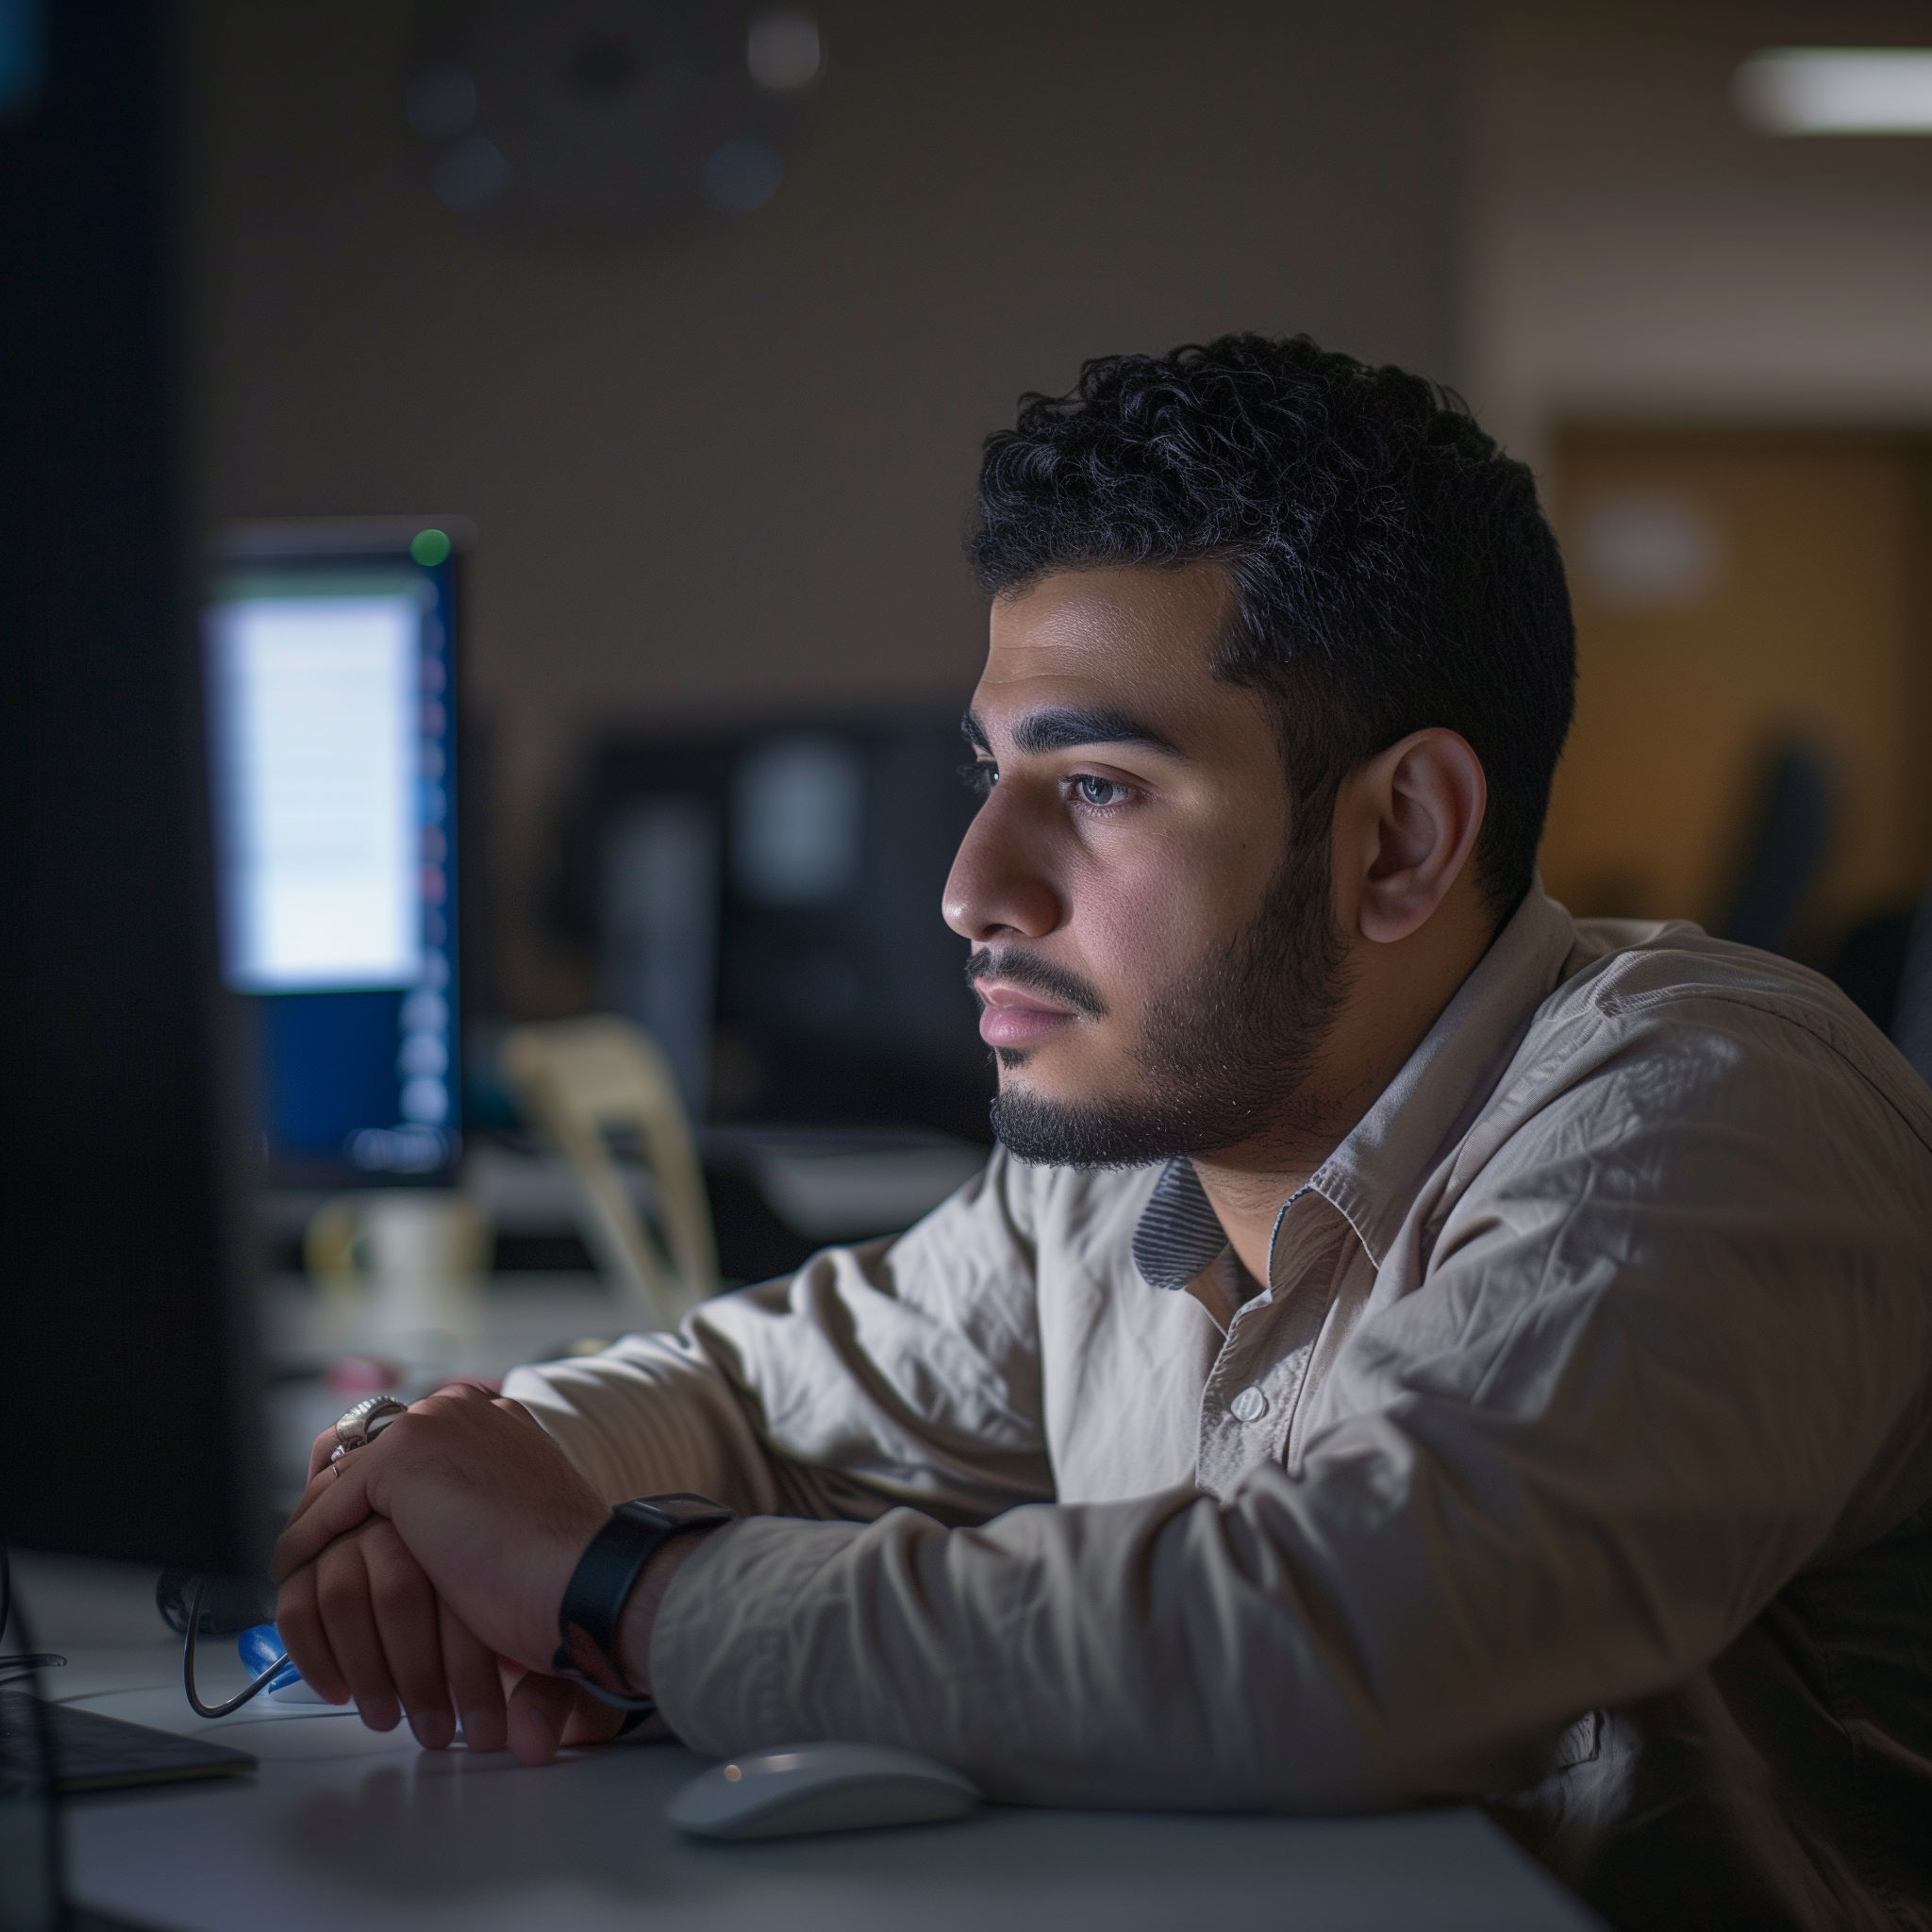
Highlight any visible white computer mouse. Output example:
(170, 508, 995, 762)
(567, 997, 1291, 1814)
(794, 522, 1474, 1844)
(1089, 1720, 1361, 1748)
(666, 1741, 982, 1840)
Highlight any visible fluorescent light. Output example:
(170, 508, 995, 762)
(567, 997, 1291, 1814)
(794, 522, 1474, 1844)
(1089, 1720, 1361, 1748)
(1736, 47, 1932, 135)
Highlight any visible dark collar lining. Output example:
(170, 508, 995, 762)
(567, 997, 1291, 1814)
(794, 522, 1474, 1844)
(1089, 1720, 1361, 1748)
(1131, 1159, 1229, 1292)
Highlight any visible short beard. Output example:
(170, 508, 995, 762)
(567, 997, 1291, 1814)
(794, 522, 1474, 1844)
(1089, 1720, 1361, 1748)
(989, 830, 1350, 1170)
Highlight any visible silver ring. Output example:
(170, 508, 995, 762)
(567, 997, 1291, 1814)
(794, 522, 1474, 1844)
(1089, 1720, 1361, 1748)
(328, 1393, 408, 1464)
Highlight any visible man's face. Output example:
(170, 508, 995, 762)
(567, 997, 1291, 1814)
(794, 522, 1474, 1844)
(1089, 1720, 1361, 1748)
(944, 564, 1348, 1167)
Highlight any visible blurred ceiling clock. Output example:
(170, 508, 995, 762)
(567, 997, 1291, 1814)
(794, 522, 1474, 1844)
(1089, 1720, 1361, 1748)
(406, 1, 824, 234)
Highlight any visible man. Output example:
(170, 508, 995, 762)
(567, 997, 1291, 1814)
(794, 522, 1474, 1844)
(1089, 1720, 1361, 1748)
(275, 337, 1932, 1932)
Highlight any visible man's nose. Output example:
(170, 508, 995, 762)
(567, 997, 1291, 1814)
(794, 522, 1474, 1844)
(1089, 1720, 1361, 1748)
(942, 784, 1061, 942)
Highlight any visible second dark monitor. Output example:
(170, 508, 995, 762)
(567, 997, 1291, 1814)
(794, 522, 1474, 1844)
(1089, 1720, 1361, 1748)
(560, 718, 992, 1145)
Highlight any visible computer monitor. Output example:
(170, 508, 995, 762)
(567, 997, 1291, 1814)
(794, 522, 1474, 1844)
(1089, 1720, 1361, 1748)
(559, 717, 992, 1143)
(207, 523, 469, 1189)
(0, 12, 270, 1587)
(3, 14, 291, 1924)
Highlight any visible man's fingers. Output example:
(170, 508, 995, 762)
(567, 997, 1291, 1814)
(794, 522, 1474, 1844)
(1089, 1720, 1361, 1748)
(440, 1601, 506, 1753)
(315, 1533, 401, 1732)
(280, 1527, 494, 1753)
(278, 1388, 519, 1566)
(272, 1441, 384, 1578)
(306, 1426, 341, 1485)
(504, 1671, 579, 1767)
(274, 1563, 349, 1706)
(500, 1672, 627, 1765)
(558, 1691, 627, 1750)
(362, 1521, 455, 1750)
(274, 1380, 610, 1674)
(280, 1454, 343, 1534)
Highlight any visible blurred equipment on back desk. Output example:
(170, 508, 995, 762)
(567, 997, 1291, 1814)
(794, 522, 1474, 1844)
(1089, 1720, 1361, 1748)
(1715, 740, 1836, 956)
(555, 715, 993, 1143)
(1894, 881, 1932, 1087)
(302, 1187, 489, 1379)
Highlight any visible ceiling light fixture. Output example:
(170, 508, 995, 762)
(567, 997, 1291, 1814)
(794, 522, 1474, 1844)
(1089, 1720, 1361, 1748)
(1736, 47, 1932, 135)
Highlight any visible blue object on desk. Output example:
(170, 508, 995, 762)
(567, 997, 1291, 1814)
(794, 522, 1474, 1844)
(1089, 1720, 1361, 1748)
(237, 1624, 302, 1695)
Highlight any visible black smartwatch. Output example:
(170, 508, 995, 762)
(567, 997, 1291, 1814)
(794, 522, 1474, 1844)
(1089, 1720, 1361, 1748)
(552, 1493, 735, 1712)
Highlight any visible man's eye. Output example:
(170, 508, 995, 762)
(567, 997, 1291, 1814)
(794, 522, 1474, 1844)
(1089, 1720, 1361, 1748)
(1073, 774, 1129, 808)
(960, 759, 997, 797)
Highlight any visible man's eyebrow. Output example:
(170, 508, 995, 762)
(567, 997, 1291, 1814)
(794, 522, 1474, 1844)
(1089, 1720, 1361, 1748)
(959, 706, 1182, 758)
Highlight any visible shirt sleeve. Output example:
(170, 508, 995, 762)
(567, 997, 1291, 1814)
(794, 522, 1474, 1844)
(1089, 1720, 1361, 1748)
(502, 1146, 1055, 1525)
(647, 1009, 1932, 1808)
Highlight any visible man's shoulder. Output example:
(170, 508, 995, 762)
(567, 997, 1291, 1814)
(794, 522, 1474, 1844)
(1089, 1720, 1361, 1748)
(1552, 916, 1900, 1059)
(1524, 917, 1932, 1155)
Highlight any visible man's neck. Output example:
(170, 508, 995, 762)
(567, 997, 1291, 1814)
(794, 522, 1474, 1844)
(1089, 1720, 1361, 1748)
(1189, 1144, 1327, 1289)
(1189, 890, 1500, 1284)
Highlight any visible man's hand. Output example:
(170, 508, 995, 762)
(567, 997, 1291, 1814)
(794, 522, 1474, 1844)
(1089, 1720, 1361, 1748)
(273, 1384, 625, 1763)
(301, 1377, 503, 1485)
(273, 1515, 508, 1751)
(277, 1384, 605, 1665)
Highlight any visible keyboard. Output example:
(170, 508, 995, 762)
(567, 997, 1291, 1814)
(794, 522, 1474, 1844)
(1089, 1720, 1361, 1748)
(1, 1689, 257, 1793)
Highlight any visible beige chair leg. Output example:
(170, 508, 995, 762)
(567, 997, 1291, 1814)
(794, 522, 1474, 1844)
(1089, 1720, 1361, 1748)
(499, 1016, 720, 1331)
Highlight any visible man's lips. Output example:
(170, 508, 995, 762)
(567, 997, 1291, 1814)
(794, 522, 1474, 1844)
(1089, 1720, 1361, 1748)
(974, 980, 1078, 1049)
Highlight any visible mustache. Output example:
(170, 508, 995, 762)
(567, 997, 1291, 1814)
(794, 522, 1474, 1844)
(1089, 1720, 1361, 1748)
(965, 947, 1108, 1020)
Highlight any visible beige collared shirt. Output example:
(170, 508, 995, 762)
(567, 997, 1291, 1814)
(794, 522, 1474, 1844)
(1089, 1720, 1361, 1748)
(507, 891, 1932, 1928)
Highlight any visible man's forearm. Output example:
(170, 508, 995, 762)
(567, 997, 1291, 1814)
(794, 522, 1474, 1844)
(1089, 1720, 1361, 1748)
(636, 1384, 1879, 1815)
(504, 1341, 788, 1516)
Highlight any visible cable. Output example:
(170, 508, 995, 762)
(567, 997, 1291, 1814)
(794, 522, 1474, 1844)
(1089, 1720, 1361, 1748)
(182, 1575, 289, 1721)
(0, 1541, 69, 1932)
(177, 1401, 400, 1717)
(0, 1547, 66, 1687)
(0, 1657, 64, 1686)
(2, 1546, 286, 1720)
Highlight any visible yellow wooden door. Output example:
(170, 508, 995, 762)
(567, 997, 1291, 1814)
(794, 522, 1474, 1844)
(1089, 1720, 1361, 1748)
(1539, 428, 1931, 951)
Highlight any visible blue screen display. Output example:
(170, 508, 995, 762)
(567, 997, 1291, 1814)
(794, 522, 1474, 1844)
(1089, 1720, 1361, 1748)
(207, 537, 459, 1179)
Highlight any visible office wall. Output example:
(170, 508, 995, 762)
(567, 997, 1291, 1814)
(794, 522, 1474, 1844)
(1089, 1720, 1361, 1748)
(1467, 1, 1932, 953)
(1540, 429, 1931, 939)
(189, 1, 1460, 1014)
(1468, 0, 1932, 471)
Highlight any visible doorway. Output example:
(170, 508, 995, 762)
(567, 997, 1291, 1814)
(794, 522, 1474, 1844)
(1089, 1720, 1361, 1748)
(1539, 426, 1932, 965)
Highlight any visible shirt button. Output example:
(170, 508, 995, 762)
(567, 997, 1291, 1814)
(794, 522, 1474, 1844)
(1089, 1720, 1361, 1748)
(1229, 1387, 1269, 1423)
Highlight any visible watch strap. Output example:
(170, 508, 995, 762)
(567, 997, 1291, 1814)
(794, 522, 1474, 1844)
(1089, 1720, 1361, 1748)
(552, 1494, 734, 1711)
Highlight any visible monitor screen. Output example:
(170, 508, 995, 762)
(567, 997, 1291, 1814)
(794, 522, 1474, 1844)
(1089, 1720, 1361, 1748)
(206, 528, 462, 1185)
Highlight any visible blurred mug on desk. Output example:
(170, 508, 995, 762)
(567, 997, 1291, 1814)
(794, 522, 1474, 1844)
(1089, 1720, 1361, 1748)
(304, 1191, 489, 1381)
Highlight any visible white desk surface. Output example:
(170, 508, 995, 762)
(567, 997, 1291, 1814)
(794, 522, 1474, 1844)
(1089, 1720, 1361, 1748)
(19, 1554, 1604, 1932)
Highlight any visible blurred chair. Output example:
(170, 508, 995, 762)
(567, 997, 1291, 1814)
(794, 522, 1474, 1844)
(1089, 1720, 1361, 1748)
(500, 1016, 719, 1331)
(1827, 904, 1915, 1034)
(1716, 741, 1834, 955)
(1893, 879, 1932, 1088)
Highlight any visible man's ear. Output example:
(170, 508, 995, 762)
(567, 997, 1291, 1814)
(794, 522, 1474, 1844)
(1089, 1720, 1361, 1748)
(1343, 729, 1487, 945)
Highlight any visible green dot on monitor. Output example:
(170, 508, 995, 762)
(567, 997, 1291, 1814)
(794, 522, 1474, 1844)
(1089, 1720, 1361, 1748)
(410, 527, 452, 566)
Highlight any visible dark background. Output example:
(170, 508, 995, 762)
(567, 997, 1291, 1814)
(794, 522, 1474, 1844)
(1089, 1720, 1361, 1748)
(187, 0, 1461, 1020)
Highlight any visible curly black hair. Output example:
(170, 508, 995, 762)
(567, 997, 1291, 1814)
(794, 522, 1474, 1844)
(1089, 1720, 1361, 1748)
(969, 334, 1575, 913)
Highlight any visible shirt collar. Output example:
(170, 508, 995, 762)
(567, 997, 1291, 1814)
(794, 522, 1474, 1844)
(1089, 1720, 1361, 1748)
(1308, 885, 1576, 1268)
(1131, 886, 1580, 1291)
(1131, 1158, 1230, 1293)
